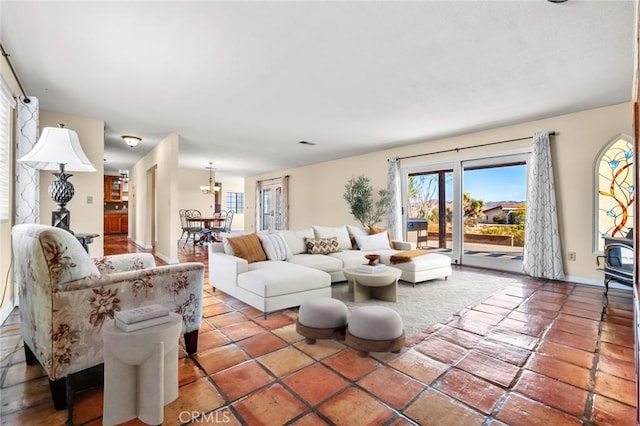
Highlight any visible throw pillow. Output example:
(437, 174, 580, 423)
(258, 232, 292, 261)
(369, 225, 393, 248)
(280, 228, 315, 255)
(355, 232, 391, 251)
(346, 225, 370, 249)
(222, 235, 235, 255)
(312, 226, 352, 250)
(305, 237, 340, 254)
(227, 233, 267, 263)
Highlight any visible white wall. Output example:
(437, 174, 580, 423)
(245, 103, 632, 283)
(130, 133, 180, 263)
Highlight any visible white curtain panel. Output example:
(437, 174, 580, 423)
(15, 96, 39, 225)
(281, 175, 289, 230)
(255, 181, 261, 231)
(523, 131, 565, 279)
(385, 157, 402, 241)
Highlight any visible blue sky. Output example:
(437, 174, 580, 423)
(462, 165, 527, 202)
(437, 164, 527, 202)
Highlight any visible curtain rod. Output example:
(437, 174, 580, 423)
(0, 42, 30, 103)
(394, 131, 557, 162)
(259, 175, 289, 184)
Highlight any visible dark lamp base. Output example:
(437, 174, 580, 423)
(52, 209, 71, 232)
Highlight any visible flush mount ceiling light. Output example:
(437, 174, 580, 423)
(121, 135, 141, 148)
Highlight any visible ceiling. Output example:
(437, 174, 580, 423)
(0, 1, 635, 180)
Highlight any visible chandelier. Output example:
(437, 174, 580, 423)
(200, 162, 218, 194)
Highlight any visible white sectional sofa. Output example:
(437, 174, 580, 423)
(208, 225, 452, 317)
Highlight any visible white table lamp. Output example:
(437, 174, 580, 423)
(18, 124, 96, 231)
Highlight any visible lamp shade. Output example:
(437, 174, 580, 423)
(18, 127, 96, 172)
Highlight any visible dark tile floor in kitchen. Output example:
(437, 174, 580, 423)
(0, 235, 636, 425)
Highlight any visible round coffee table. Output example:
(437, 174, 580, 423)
(343, 266, 402, 303)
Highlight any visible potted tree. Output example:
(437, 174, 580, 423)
(343, 175, 389, 227)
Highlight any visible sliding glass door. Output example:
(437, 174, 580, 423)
(404, 153, 528, 272)
(461, 157, 527, 271)
(406, 170, 454, 251)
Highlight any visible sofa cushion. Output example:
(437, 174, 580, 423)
(346, 225, 369, 249)
(258, 233, 292, 261)
(328, 250, 368, 269)
(280, 228, 314, 255)
(369, 225, 393, 247)
(227, 233, 267, 263)
(238, 262, 330, 297)
(313, 226, 352, 250)
(288, 253, 344, 273)
(355, 232, 391, 251)
(305, 237, 340, 254)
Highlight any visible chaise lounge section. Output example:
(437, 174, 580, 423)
(209, 225, 452, 317)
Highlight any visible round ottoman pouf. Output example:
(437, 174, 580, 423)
(296, 297, 349, 344)
(345, 306, 405, 357)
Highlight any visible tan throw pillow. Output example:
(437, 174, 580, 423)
(227, 233, 267, 263)
(369, 226, 393, 247)
(305, 237, 340, 254)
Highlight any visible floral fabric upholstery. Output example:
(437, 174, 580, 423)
(12, 224, 204, 381)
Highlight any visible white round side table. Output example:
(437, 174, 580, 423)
(343, 267, 402, 303)
(102, 312, 182, 426)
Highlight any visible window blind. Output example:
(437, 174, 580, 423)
(0, 76, 16, 223)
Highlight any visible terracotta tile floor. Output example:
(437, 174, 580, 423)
(0, 236, 637, 425)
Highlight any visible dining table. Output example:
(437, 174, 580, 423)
(186, 217, 225, 244)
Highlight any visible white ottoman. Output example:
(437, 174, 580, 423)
(102, 313, 182, 426)
(345, 306, 405, 357)
(392, 253, 452, 286)
(296, 297, 349, 344)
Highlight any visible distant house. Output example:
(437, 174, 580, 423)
(482, 203, 525, 224)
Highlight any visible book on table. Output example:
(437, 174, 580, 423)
(114, 304, 169, 324)
(114, 314, 172, 332)
(356, 264, 387, 273)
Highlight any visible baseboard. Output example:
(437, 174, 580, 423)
(562, 275, 603, 286)
(134, 239, 153, 250)
(563, 275, 633, 291)
(154, 252, 179, 265)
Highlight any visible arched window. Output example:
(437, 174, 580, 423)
(594, 134, 634, 252)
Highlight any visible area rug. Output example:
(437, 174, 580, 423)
(332, 267, 520, 338)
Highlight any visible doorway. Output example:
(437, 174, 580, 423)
(404, 153, 529, 272)
(259, 181, 283, 231)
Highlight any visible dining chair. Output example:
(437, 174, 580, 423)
(212, 210, 234, 238)
(178, 209, 189, 241)
(183, 209, 204, 247)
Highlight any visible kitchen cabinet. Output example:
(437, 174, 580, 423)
(104, 213, 128, 234)
(104, 176, 123, 202)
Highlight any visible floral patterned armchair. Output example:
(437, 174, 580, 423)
(11, 224, 205, 410)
